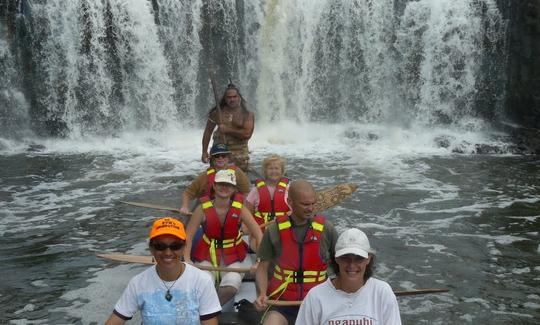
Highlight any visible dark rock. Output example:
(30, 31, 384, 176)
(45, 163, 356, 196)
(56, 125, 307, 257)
(367, 132, 379, 141)
(474, 144, 505, 155)
(27, 144, 45, 152)
(504, 0, 540, 129)
(495, 121, 540, 154)
(434, 135, 454, 149)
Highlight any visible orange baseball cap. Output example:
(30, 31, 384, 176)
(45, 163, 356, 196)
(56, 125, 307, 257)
(149, 217, 186, 240)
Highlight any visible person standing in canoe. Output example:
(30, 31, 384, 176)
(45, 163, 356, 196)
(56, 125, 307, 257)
(295, 228, 402, 325)
(184, 169, 263, 305)
(201, 83, 254, 173)
(105, 217, 221, 325)
(254, 180, 339, 325)
(245, 154, 291, 229)
(180, 143, 250, 216)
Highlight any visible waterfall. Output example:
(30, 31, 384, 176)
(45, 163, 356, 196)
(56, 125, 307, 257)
(29, 0, 179, 136)
(255, 0, 505, 126)
(394, 0, 505, 128)
(1, 32, 31, 138)
(0, 0, 506, 139)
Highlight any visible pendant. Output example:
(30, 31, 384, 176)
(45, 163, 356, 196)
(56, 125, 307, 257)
(165, 290, 172, 301)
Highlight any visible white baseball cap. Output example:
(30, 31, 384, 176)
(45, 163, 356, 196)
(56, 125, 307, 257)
(335, 228, 375, 259)
(214, 169, 236, 185)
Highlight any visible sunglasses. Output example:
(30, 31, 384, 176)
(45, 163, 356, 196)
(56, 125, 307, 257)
(151, 241, 185, 251)
(212, 154, 229, 159)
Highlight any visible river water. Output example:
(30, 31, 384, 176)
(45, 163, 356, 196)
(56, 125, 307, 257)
(1, 123, 539, 324)
(1, 0, 538, 323)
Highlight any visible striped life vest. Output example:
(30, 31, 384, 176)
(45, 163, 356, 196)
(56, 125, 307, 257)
(267, 215, 328, 301)
(192, 193, 248, 266)
(254, 177, 290, 226)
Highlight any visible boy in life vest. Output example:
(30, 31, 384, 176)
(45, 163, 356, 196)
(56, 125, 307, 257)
(180, 143, 250, 216)
(183, 169, 262, 305)
(254, 180, 338, 325)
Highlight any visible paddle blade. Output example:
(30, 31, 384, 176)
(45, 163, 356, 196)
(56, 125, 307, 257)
(120, 201, 191, 215)
(314, 183, 358, 212)
(98, 253, 155, 265)
(98, 253, 251, 273)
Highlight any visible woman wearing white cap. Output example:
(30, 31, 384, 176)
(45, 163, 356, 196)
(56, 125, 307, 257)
(295, 228, 402, 325)
(184, 169, 263, 306)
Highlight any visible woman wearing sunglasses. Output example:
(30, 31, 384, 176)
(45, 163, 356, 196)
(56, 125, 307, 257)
(105, 217, 222, 325)
(179, 143, 251, 216)
(184, 169, 263, 306)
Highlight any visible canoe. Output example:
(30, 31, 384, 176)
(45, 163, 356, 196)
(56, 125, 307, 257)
(98, 252, 448, 324)
(98, 251, 262, 324)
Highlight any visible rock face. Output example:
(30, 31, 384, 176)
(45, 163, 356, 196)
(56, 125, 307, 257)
(505, 0, 540, 130)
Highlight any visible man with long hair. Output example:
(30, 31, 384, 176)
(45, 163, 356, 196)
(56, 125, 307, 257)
(201, 83, 254, 172)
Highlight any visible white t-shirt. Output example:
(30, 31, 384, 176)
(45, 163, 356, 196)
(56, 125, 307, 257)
(295, 277, 402, 325)
(113, 263, 221, 325)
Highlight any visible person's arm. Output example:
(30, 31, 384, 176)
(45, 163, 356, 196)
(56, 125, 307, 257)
(382, 282, 403, 325)
(244, 201, 255, 214)
(245, 187, 259, 214)
(235, 169, 251, 195)
(199, 266, 222, 324)
(254, 260, 271, 311)
(295, 292, 319, 325)
(201, 318, 218, 325)
(184, 205, 204, 263)
(202, 118, 216, 163)
(240, 206, 263, 251)
(180, 174, 206, 215)
(106, 278, 139, 325)
(104, 313, 125, 325)
(180, 191, 194, 215)
(217, 111, 254, 140)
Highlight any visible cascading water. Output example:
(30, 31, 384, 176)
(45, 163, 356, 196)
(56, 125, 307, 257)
(0, 30, 31, 138)
(395, 0, 505, 128)
(1, 2, 539, 324)
(1, 0, 506, 141)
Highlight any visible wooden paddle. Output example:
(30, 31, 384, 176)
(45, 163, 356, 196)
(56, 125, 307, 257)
(120, 201, 192, 216)
(120, 183, 357, 220)
(267, 288, 449, 306)
(97, 253, 251, 273)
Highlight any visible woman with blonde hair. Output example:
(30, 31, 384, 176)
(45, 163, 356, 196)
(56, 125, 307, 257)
(245, 154, 290, 229)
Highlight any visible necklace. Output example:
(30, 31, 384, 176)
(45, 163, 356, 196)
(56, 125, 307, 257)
(156, 266, 183, 302)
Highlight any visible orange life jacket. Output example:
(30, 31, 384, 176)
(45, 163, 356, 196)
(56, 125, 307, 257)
(192, 193, 248, 266)
(254, 177, 290, 226)
(206, 166, 238, 196)
(267, 215, 328, 301)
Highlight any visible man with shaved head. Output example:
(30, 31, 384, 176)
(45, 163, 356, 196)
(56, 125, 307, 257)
(254, 180, 338, 325)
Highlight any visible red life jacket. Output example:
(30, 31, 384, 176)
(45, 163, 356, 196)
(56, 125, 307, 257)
(192, 193, 248, 266)
(254, 178, 290, 226)
(206, 166, 238, 196)
(267, 215, 328, 301)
